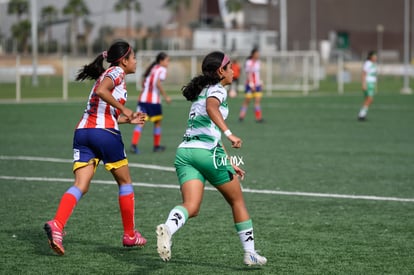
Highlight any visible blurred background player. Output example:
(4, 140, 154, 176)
(130, 52, 171, 153)
(155, 51, 267, 266)
(43, 40, 147, 256)
(229, 59, 241, 98)
(239, 48, 263, 122)
(358, 51, 378, 121)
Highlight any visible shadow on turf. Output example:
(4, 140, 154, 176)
(8, 227, 53, 256)
(97, 245, 263, 273)
(11, 227, 262, 272)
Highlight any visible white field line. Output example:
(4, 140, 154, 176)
(0, 155, 175, 172)
(1, 155, 414, 202)
(1, 175, 414, 203)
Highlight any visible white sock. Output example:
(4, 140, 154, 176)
(238, 228, 255, 253)
(235, 219, 255, 253)
(164, 206, 188, 235)
(359, 107, 368, 117)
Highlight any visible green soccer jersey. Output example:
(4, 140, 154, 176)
(363, 60, 377, 83)
(178, 83, 229, 150)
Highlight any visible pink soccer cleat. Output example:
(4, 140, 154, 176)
(44, 220, 65, 255)
(123, 230, 147, 247)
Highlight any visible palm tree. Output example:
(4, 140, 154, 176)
(41, 5, 58, 54)
(163, 0, 190, 12)
(163, 0, 190, 47)
(7, 0, 29, 21)
(63, 0, 90, 56)
(114, 0, 141, 38)
(8, 0, 29, 53)
(93, 25, 114, 52)
(83, 19, 94, 56)
(225, 0, 246, 13)
(11, 19, 31, 54)
(225, 0, 247, 29)
(163, 0, 191, 25)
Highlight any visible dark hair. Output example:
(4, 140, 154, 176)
(143, 52, 168, 78)
(367, 50, 376, 61)
(182, 51, 229, 102)
(248, 47, 259, 60)
(76, 40, 132, 81)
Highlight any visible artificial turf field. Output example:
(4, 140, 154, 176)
(0, 90, 414, 274)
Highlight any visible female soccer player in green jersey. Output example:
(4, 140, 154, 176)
(358, 51, 378, 121)
(156, 51, 267, 266)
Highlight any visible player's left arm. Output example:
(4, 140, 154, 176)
(118, 112, 146, 125)
(156, 78, 171, 104)
(220, 141, 245, 180)
(362, 70, 367, 91)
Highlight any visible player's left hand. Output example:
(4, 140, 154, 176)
(130, 112, 147, 125)
(233, 165, 245, 180)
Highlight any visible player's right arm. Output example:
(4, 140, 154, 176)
(206, 97, 242, 149)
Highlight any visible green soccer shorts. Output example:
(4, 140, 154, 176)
(364, 82, 376, 97)
(174, 146, 235, 187)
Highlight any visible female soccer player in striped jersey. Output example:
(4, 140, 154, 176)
(358, 51, 378, 121)
(239, 48, 264, 122)
(44, 40, 147, 255)
(130, 52, 171, 154)
(156, 51, 267, 266)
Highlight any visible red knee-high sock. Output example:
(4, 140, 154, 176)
(255, 106, 262, 121)
(118, 184, 135, 237)
(153, 126, 161, 147)
(131, 126, 142, 145)
(239, 106, 248, 119)
(54, 186, 83, 229)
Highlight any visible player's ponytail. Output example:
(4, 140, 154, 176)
(76, 40, 132, 81)
(143, 52, 168, 78)
(182, 51, 230, 102)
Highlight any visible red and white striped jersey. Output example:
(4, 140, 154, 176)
(76, 66, 127, 130)
(245, 59, 261, 86)
(138, 65, 167, 104)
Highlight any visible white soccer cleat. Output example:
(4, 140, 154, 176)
(156, 224, 172, 262)
(244, 251, 267, 266)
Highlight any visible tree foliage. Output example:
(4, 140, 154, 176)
(63, 0, 90, 16)
(114, 0, 141, 37)
(11, 19, 31, 53)
(226, 0, 247, 13)
(163, 0, 190, 12)
(7, 0, 29, 20)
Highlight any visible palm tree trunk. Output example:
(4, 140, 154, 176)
(70, 17, 78, 56)
(46, 26, 52, 54)
(127, 9, 131, 38)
